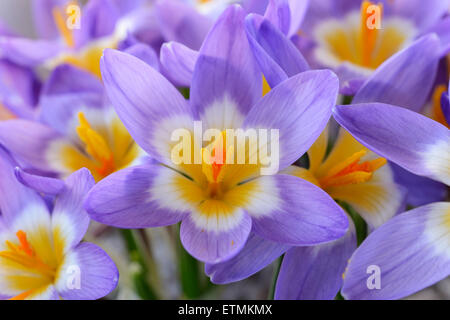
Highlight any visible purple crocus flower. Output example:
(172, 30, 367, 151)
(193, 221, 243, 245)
(0, 147, 118, 300)
(333, 102, 449, 299)
(0, 0, 158, 78)
(0, 62, 148, 182)
(275, 0, 450, 94)
(205, 15, 404, 300)
(85, 5, 348, 264)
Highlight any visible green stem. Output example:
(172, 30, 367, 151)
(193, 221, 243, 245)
(338, 201, 367, 246)
(121, 229, 158, 300)
(342, 95, 353, 105)
(268, 255, 283, 300)
(175, 225, 202, 299)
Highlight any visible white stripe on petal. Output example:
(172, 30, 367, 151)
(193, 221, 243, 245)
(424, 138, 450, 185)
(424, 202, 450, 259)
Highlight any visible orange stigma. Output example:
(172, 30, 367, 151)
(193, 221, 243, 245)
(360, 1, 383, 67)
(319, 150, 386, 189)
(76, 112, 116, 178)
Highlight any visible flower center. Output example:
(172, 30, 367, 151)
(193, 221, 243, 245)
(316, 1, 414, 70)
(318, 150, 386, 189)
(76, 112, 116, 178)
(0, 230, 56, 300)
(201, 131, 234, 198)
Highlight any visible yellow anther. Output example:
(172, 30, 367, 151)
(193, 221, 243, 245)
(76, 112, 115, 177)
(52, 6, 75, 48)
(319, 150, 387, 189)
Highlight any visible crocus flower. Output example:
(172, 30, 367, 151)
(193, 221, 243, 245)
(0, 0, 156, 78)
(0, 63, 147, 182)
(85, 5, 348, 264)
(205, 16, 403, 300)
(333, 102, 449, 299)
(280, 0, 450, 93)
(0, 147, 118, 300)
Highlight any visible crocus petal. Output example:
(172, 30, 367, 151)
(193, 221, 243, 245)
(263, 0, 291, 36)
(0, 119, 61, 172)
(191, 5, 261, 128)
(31, 0, 66, 39)
(244, 70, 338, 171)
(14, 167, 65, 195)
(55, 242, 119, 300)
(123, 43, 160, 71)
(40, 64, 105, 135)
(333, 103, 450, 185)
(52, 168, 94, 252)
(0, 60, 39, 119)
(0, 37, 62, 66)
(275, 219, 356, 300)
(342, 202, 450, 300)
(247, 174, 348, 245)
(245, 14, 310, 89)
(160, 41, 198, 87)
(353, 34, 441, 112)
(205, 232, 290, 284)
(382, 0, 449, 31)
(100, 48, 194, 164)
(180, 211, 252, 264)
(391, 163, 448, 207)
(85, 164, 187, 228)
(0, 147, 48, 227)
(155, 0, 212, 50)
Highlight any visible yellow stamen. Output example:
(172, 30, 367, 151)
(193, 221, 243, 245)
(76, 112, 115, 177)
(262, 76, 271, 96)
(319, 150, 387, 189)
(360, 1, 383, 67)
(52, 6, 75, 48)
(0, 231, 56, 280)
(432, 85, 449, 128)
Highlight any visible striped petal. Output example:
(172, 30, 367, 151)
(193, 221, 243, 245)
(342, 202, 450, 300)
(333, 103, 450, 185)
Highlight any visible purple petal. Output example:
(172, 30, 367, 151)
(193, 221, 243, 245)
(191, 5, 262, 124)
(342, 203, 450, 300)
(245, 14, 309, 88)
(14, 167, 65, 195)
(264, 0, 291, 36)
(40, 65, 105, 135)
(0, 119, 61, 172)
(244, 70, 338, 171)
(55, 242, 119, 300)
(160, 41, 198, 87)
(100, 48, 193, 164)
(250, 174, 349, 246)
(353, 34, 441, 112)
(85, 164, 186, 228)
(52, 168, 94, 250)
(180, 212, 252, 264)
(275, 219, 356, 300)
(390, 162, 448, 207)
(0, 147, 48, 228)
(124, 43, 160, 71)
(0, 37, 62, 66)
(382, 0, 449, 31)
(333, 103, 450, 185)
(31, 0, 66, 39)
(155, 0, 212, 50)
(205, 232, 290, 284)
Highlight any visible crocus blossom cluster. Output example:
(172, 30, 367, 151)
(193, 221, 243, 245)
(0, 0, 448, 300)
